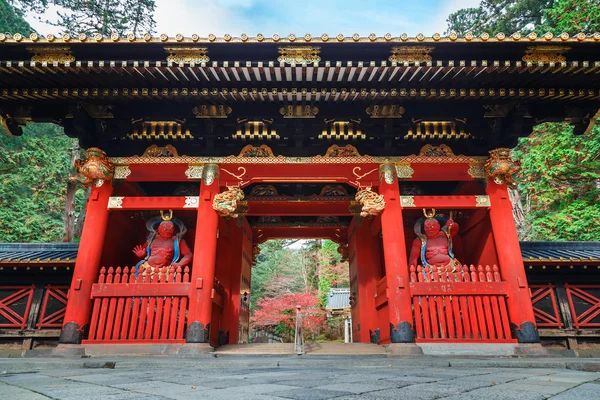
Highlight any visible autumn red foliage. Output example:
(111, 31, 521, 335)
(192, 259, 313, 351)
(251, 292, 326, 339)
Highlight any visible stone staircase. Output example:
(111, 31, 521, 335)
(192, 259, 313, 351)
(214, 342, 387, 355)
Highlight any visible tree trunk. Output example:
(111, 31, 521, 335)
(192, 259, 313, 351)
(508, 188, 527, 240)
(63, 141, 80, 241)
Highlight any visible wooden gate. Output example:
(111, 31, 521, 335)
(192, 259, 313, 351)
(83, 266, 190, 344)
(410, 265, 515, 342)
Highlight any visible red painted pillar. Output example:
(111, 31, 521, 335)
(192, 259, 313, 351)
(221, 219, 244, 345)
(487, 179, 539, 342)
(186, 164, 220, 343)
(378, 163, 414, 343)
(59, 182, 113, 343)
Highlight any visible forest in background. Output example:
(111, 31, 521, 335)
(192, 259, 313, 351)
(0, 0, 599, 339)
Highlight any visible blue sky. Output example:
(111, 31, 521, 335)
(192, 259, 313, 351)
(28, 0, 481, 36)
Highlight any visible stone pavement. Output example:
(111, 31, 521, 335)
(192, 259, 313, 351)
(0, 356, 599, 399)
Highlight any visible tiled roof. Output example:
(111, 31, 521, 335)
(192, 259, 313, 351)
(0, 243, 79, 264)
(326, 288, 350, 310)
(520, 242, 600, 263)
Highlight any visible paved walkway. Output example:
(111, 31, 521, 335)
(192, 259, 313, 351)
(0, 357, 599, 399)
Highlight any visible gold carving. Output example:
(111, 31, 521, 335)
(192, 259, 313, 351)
(355, 187, 385, 217)
(379, 163, 395, 184)
(419, 144, 456, 157)
(107, 197, 124, 209)
(320, 185, 348, 196)
(277, 46, 321, 65)
(475, 195, 491, 207)
(113, 165, 131, 180)
(28, 46, 75, 63)
(324, 144, 361, 158)
(395, 162, 414, 179)
(320, 119, 365, 140)
(366, 105, 405, 118)
(485, 148, 521, 187)
(185, 165, 204, 179)
(522, 46, 570, 63)
(250, 185, 278, 196)
(142, 144, 179, 157)
(234, 119, 279, 140)
(238, 144, 275, 158)
(165, 46, 209, 63)
(71, 147, 114, 187)
(193, 105, 231, 118)
(184, 196, 199, 208)
(406, 121, 471, 140)
(202, 164, 220, 186)
(400, 196, 415, 207)
(213, 187, 247, 218)
(468, 163, 487, 179)
(129, 121, 192, 140)
(389, 46, 434, 63)
(280, 105, 319, 118)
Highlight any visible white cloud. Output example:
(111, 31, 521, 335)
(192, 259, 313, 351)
(429, 0, 482, 34)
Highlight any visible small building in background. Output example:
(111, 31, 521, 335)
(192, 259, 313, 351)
(325, 288, 351, 318)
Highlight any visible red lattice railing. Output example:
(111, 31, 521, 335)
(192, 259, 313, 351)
(84, 266, 190, 344)
(0, 285, 35, 329)
(409, 265, 514, 343)
(564, 284, 600, 329)
(37, 285, 69, 328)
(529, 284, 562, 328)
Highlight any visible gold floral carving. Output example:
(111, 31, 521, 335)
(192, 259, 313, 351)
(484, 148, 521, 187)
(475, 195, 491, 207)
(202, 163, 220, 186)
(185, 165, 204, 179)
(324, 144, 361, 158)
(280, 105, 319, 118)
(165, 46, 209, 63)
(277, 46, 321, 65)
(71, 147, 114, 187)
(212, 187, 247, 218)
(400, 196, 415, 207)
(28, 46, 75, 63)
(234, 120, 279, 140)
(107, 197, 124, 209)
(193, 105, 231, 118)
(467, 163, 487, 179)
(355, 187, 385, 217)
(184, 196, 199, 208)
(113, 165, 131, 180)
(238, 144, 275, 157)
(379, 163, 395, 184)
(395, 162, 414, 179)
(418, 144, 456, 157)
(366, 105, 405, 118)
(522, 46, 570, 63)
(406, 121, 471, 140)
(389, 46, 434, 64)
(142, 144, 179, 157)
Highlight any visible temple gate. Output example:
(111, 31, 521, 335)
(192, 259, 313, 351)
(1, 32, 599, 353)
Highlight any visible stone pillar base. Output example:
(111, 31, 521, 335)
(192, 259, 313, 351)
(50, 344, 86, 358)
(177, 343, 215, 357)
(514, 343, 551, 357)
(384, 343, 424, 355)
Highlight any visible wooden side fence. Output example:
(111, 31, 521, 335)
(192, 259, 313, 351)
(410, 265, 515, 343)
(84, 266, 190, 344)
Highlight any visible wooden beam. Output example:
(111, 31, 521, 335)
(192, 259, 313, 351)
(107, 196, 198, 210)
(400, 195, 490, 209)
(246, 198, 352, 216)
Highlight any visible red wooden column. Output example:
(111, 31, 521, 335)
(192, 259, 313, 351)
(378, 163, 416, 344)
(487, 178, 540, 343)
(220, 219, 244, 345)
(186, 164, 220, 344)
(349, 217, 381, 343)
(59, 182, 113, 343)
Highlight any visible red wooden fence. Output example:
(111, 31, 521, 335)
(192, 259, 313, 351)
(409, 265, 515, 343)
(83, 266, 190, 344)
(564, 284, 600, 328)
(37, 285, 69, 328)
(0, 285, 35, 329)
(529, 284, 562, 328)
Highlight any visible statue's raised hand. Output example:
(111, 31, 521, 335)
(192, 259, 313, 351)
(133, 245, 146, 258)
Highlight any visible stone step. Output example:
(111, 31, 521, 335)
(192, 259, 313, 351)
(214, 342, 387, 355)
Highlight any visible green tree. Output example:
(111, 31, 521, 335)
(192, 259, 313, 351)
(317, 240, 349, 308)
(540, 0, 600, 34)
(6, 0, 156, 35)
(0, 0, 34, 34)
(0, 124, 84, 242)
